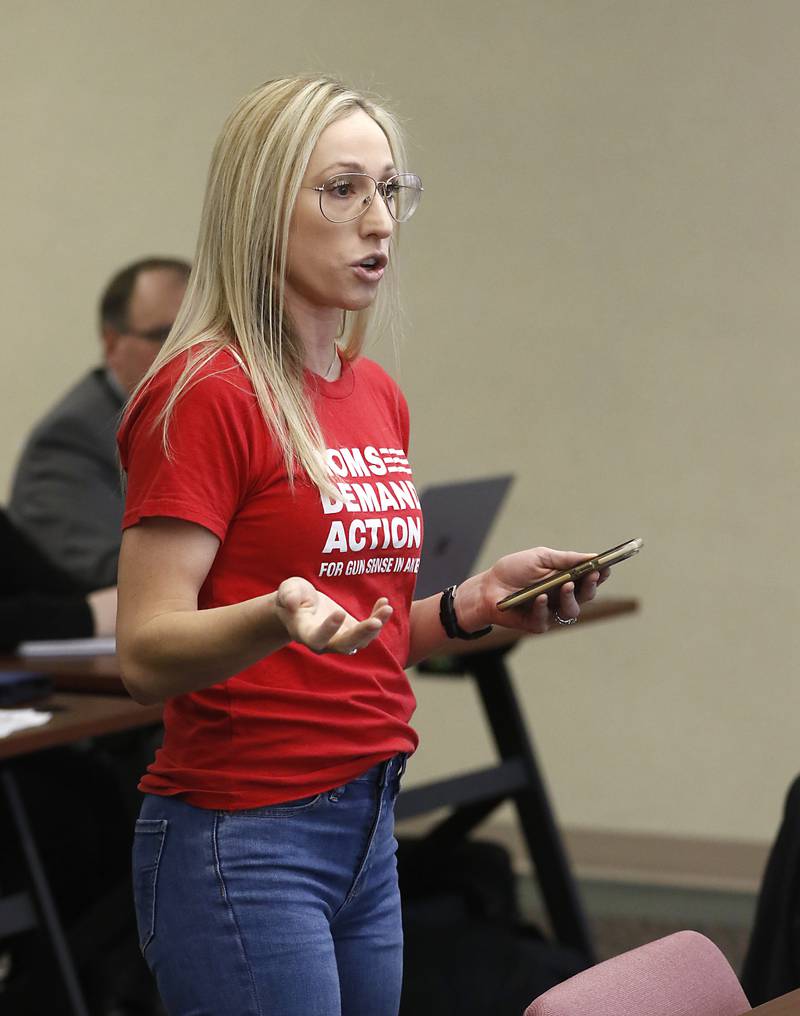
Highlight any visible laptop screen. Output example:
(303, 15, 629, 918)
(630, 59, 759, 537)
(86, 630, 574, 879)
(414, 475, 513, 599)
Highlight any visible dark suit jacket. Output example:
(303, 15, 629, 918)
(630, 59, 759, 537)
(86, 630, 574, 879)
(9, 368, 125, 591)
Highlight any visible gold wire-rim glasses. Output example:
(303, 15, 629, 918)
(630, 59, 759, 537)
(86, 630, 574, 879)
(305, 173, 423, 223)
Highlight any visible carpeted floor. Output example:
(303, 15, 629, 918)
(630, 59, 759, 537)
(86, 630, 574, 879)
(518, 875, 756, 973)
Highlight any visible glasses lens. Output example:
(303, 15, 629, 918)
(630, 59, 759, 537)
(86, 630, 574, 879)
(386, 175, 422, 222)
(137, 326, 172, 344)
(320, 174, 376, 222)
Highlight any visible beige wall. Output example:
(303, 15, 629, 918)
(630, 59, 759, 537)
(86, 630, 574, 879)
(4, 1, 799, 846)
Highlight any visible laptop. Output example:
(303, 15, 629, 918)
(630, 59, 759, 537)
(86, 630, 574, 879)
(414, 475, 514, 599)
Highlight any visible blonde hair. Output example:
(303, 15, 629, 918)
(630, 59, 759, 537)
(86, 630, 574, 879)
(130, 75, 408, 494)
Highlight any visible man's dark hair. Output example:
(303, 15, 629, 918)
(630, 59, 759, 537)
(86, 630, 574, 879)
(99, 257, 191, 332)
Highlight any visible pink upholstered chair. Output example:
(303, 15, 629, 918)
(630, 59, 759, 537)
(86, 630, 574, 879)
(524, 930, 751, 1016)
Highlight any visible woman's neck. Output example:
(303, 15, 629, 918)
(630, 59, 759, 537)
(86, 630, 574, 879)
(285, 295, 342, 378)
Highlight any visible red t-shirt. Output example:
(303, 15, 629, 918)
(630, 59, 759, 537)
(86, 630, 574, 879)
(118, 348, 422, 809)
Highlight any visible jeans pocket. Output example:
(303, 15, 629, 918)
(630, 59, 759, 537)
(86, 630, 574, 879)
(132, 818, 168, 955)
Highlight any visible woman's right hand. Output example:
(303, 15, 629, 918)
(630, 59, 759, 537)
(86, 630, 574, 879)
(275, 577, 392, 655)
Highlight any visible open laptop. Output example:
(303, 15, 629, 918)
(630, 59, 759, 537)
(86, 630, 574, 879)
(414, 475, 514, 599)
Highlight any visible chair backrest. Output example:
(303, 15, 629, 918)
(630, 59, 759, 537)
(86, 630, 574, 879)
(524, 930, 751, 1016)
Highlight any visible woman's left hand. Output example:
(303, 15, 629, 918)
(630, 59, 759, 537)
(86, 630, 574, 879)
(456, 547, 610, 634)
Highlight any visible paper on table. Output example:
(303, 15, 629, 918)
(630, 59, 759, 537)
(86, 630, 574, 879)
(17, 636, 117, 658)
(0, 708, 53, 738)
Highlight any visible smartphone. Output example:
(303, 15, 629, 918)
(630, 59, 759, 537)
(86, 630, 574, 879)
(496, 538, 644, 612)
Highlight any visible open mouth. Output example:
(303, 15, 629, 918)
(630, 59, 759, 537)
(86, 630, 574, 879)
(354, 253, 389, 271)
(352, 252, 388, 282)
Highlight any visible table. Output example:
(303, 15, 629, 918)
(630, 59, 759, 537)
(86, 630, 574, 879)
(1, 690, 162, 1016)
(750, 987, 800, 1014)
(2, 651, 125, 694)
(399, 595, 639, 962)
(0, 690, 162, 758)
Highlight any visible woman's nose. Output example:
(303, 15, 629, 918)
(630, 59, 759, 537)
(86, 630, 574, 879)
(360, 191, 394, 237)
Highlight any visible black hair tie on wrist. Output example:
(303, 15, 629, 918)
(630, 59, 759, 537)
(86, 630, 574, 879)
(439, 585, 493, 640)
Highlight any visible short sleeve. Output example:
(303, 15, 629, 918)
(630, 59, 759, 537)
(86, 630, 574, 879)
(118, 358, 264, 542)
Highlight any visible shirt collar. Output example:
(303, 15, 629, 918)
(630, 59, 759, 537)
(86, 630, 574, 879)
(104, 367, 128, 404)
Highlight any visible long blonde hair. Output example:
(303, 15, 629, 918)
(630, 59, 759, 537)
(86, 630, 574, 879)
(131, 75, 407, 494)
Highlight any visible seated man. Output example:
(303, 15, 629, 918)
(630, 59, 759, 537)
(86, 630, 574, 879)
(8, 256, 190, 590)
(1, 260, 188, 1014)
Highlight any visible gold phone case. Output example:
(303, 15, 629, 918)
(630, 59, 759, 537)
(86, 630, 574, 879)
(496, 538, 644, 612)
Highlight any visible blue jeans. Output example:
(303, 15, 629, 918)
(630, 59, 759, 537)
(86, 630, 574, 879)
(132, 754, 407, 1016)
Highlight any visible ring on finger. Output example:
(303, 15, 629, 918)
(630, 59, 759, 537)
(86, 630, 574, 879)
(345, 648, 358, 655)
(554, 611, 577, 626)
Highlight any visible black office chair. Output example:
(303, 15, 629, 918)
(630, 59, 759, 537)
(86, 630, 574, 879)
(741, 773, 800, 1005)
(0, 507, 93, 651)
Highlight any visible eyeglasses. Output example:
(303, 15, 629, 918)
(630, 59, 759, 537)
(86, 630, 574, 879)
(123, 325, 173, 344)
(306, 173, 423, 223)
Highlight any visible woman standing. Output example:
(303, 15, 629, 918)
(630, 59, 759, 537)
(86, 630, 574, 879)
(117, 75, 604, 1016)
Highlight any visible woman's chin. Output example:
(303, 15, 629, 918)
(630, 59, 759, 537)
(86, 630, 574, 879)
(340, 292, 379, 313)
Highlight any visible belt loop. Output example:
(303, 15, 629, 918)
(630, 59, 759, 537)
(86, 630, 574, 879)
(378, 758, 391, 789)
